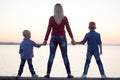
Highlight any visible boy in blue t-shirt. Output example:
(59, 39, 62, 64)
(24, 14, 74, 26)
(17, 30, 42, 77)
(73, 22, 106, 78)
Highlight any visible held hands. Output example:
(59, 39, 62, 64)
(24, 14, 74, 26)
(71, 39, 82, 45)
(71, 38, 76, 45)
(42, 40, 47, 46)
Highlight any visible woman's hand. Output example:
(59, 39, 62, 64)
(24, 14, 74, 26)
(71, 38, 75, 45)
(43, 40, 47, 45)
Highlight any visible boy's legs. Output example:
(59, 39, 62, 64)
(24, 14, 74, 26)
(94, 52, 105, 75)
(27, 59, 36, 76)
(83, 51, 92, 75)
(18, 59, 26, 76)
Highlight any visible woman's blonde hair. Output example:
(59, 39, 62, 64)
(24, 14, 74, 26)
(54, 3, 64, 24)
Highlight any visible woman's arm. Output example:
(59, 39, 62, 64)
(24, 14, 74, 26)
(65, 17, 74, 39)
(65, 17, 75, 45)
(43, 17, 52, 45)
(44, 18, 52, 41)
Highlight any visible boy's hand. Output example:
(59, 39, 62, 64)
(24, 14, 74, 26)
(100, 51, 102, 55)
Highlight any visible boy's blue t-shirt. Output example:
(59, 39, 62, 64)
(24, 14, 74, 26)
(81, 30, 102, 52)
(19, 38, 41, 59)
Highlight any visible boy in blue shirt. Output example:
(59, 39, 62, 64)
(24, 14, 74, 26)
(73, 22, 106, 78)
(17, 30, 42, 77)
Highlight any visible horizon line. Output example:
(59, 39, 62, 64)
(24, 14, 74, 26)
(0, 42, 120, 46)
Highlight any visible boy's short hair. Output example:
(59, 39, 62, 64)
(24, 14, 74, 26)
(23, 30, 30, 38)
(89, 22, 96, 30)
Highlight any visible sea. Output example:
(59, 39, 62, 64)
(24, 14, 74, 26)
(0, 44, 120, 78)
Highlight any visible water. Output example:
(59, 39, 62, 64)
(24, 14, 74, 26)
(0, 45, 120, 77)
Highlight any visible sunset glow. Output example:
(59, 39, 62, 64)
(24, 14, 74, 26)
(0, 0, 120, 44)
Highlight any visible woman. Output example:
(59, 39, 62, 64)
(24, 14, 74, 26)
(43, 3, 75, 78)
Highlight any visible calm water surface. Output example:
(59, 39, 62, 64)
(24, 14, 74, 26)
(0, 45, 120, 77)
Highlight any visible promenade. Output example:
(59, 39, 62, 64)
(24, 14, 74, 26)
(0, 76, 120, 80)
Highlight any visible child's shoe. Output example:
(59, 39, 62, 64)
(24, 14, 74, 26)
(16, 75, 21, 78)
(16, 75, 21, 79)
(101, 75, 107, 78)
(32, 74, 38, 78)
(16, 75, 21, 77)
(81, 74, 87, 79)
(44, 74, 50, 78)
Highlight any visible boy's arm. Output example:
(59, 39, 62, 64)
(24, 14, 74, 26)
(98, 34, 102, 54)
(74, 41, 82, 44)
(35, 43, 42, 48)
(74, 33, 88, 45)
(19, 45, 23, 54)
(99, 44, 102, 54)
(71, 41, 83, 45)
(72, 33, 88, 45)
(31, 41, 42, 48)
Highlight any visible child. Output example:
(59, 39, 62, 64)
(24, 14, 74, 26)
(73, 22, 106, 78)
(17, 30, 42, 77)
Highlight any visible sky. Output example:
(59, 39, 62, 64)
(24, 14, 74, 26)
(0, 0, 120, 44)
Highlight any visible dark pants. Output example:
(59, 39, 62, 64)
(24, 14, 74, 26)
(83, 51, 105, 75)
(18, 59, 36, 76)
(47, 36, 71, 74)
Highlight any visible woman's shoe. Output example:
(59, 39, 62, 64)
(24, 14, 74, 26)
(67, 74, 74, 78)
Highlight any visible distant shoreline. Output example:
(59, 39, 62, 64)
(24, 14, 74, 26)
(0, 42, 20, 45)
(0, 42, 120, 46)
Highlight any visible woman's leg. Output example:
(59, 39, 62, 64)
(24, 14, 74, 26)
(59, 37, 71, 74)
(46, 37, 58, 74)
